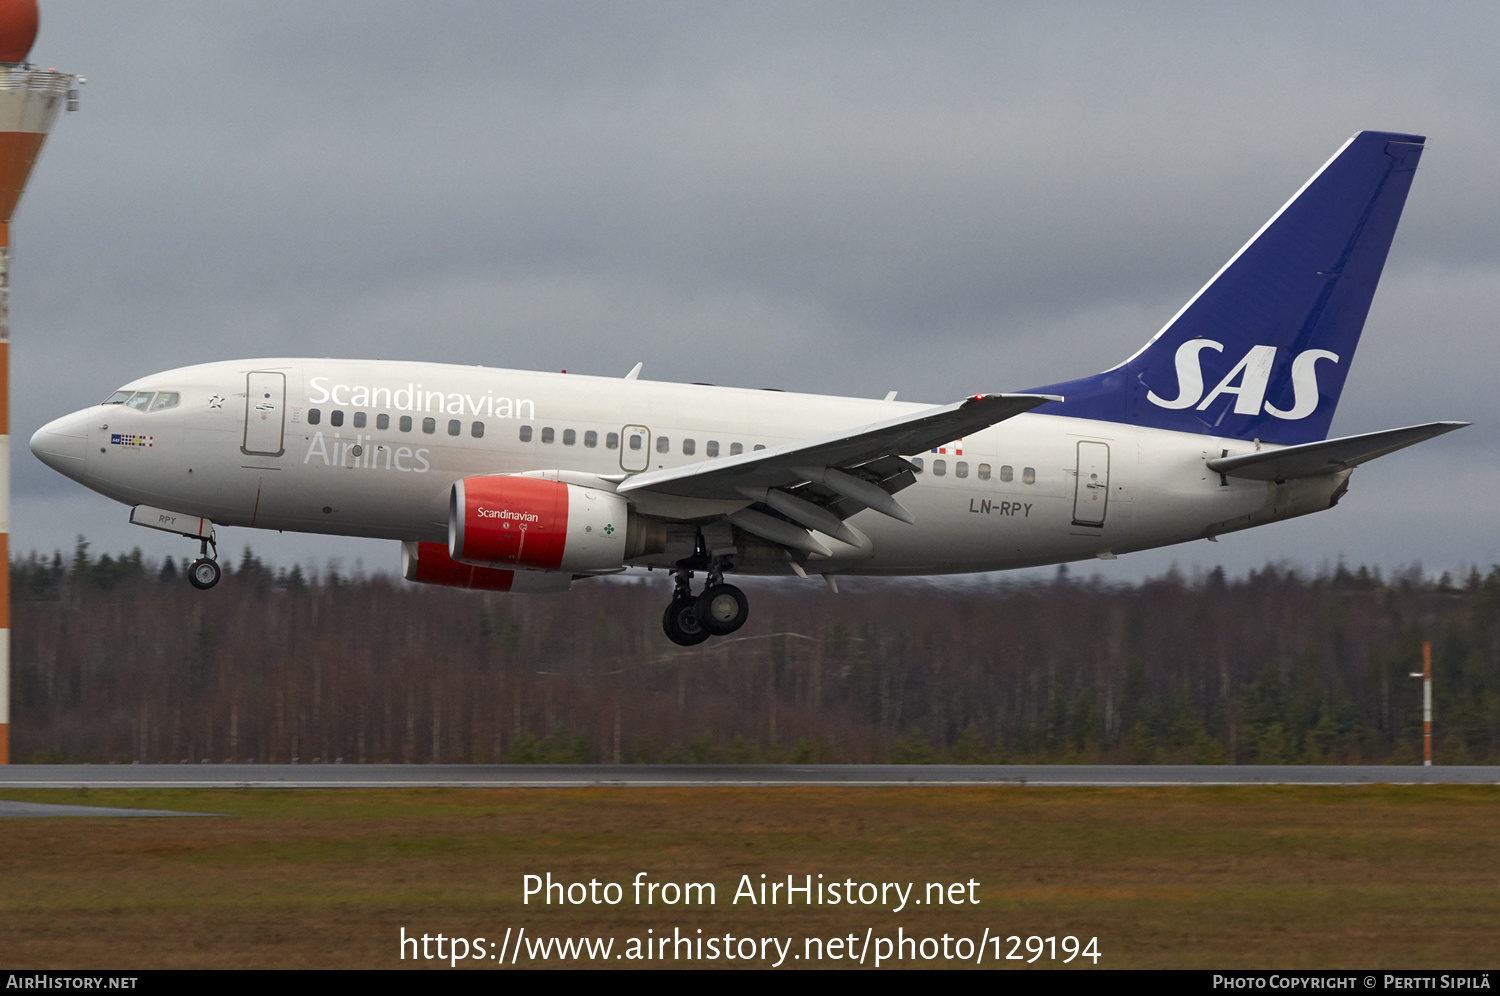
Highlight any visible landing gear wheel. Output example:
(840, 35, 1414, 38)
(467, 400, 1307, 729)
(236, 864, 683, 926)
(662, 598, 710, 646)
(188, 558, 221, 590)
(697, 583, 749, 636)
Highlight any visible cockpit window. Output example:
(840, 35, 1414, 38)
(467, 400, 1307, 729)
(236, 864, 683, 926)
(104, 389, 180, 411)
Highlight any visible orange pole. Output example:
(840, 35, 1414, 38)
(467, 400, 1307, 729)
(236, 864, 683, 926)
(0, 220, 9, 765)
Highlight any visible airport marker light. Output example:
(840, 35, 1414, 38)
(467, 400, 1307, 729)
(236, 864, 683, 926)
(0, 0, 75, 763)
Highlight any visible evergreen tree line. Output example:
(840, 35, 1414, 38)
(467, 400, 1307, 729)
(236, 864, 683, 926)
(10, 540, 1500, 765)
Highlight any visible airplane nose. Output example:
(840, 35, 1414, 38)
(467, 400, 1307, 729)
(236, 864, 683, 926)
(30, 413, 88, 472)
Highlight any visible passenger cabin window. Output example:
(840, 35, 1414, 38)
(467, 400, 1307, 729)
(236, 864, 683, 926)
(541, 427, 554, 443)
(628, 433, 643, 450)
(422, 417, 436, 434)
(149, 393, 180, 412)
(584, 430, 598, 448)
(448, 419, 461, 436)
(977, 463, 991, 480)
(656, 436, 670, 453)
(519, 425, 532, 442)
(933, 459, 947, 477)
(682, 438, 695, 455)
(330, 410, 344, 427)
(607, 432, 619, 449)
(563, 428, 576, 445)
(308, 409, 322, 425)
(730, 443, 743, 455)
(706, 440, 719, 457)
(955, 461, 969, 478)
(400, 415, 412, 432)
(912, 457, 924, 472)
(376, 414, 390, 430)
(1000, 465, 1013, 483)
(753, 444, 766, 451)
(1023, 467, 1036, 485)
(125, 393, 153, 412)
(353, 412, 367, 428)
(471, 421, 484, 438)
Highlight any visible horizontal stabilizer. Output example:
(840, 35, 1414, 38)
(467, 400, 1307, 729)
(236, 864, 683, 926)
(1207, 422, 1468, 482)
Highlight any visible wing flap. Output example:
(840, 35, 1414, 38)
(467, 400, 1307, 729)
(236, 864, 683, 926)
(1207, 422, 1468, 482)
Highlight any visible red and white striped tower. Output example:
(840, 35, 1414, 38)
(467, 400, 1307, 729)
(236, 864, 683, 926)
(0, 0, 74, 764)
(1410, 640, 1433, 767)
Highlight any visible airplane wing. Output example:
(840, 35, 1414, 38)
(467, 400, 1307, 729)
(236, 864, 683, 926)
(1206, 422, 1468, 482)
(617, 393, 1058, 543)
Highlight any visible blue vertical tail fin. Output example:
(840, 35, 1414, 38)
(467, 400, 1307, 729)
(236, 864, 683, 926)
(1026, 131, 1425, 445)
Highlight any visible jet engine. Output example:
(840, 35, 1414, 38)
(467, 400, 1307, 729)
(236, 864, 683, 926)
(449, 475, 663, 573)
(402, 540, 574, 593)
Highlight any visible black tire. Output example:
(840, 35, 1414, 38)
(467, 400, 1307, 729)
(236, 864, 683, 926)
(188, 558, 221, 590)
(696, 583, 749, 636)
(662, 598, 710, 646)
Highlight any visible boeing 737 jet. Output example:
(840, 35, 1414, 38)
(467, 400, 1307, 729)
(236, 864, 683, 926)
(31, 130, 1465, 644)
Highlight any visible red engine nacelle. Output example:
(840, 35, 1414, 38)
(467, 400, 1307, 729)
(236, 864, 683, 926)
(402, 541, 573, 593)
(449, 476, 636, 574)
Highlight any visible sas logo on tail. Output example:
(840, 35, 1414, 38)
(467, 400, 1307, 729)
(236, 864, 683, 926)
(1146, 341, 1339, 420)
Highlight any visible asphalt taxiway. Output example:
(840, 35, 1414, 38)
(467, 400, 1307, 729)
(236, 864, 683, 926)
(0, 799, 215, 817)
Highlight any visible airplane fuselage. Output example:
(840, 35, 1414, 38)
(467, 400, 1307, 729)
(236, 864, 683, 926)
(33, 357, 1341, 577)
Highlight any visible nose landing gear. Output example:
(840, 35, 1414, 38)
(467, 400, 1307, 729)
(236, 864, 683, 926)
(127, 506, 222, 591)
(187, 534, 221, 590)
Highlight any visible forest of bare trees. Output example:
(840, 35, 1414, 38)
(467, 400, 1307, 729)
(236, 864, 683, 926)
(10, 540, 1500, 765)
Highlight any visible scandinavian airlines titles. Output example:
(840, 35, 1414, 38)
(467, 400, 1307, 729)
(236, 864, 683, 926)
(304, 432, 431, 473)
(477, 507, 539, 522)
(307, 376, 536, 419)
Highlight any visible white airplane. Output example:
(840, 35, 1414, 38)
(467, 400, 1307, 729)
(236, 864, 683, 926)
(30, 130, 1465, 644)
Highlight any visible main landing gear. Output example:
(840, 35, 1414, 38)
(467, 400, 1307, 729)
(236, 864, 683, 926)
(187, 534, 221, 590)
(662, 565, 749, 646)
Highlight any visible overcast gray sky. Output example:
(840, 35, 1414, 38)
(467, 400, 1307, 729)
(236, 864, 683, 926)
(10, 1, 1497, 582)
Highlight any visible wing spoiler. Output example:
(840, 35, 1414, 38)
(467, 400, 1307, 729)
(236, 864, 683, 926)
(1206, 421, 1468, 482)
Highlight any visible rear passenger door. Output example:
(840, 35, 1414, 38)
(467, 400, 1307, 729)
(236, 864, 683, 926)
(1072, 440, 1110, 526)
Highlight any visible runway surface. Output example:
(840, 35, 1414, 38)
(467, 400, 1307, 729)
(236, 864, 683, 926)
(1, 764, 1497, 789)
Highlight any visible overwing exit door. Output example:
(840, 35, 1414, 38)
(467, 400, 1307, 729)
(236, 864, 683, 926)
(620, 424, 651, 472)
